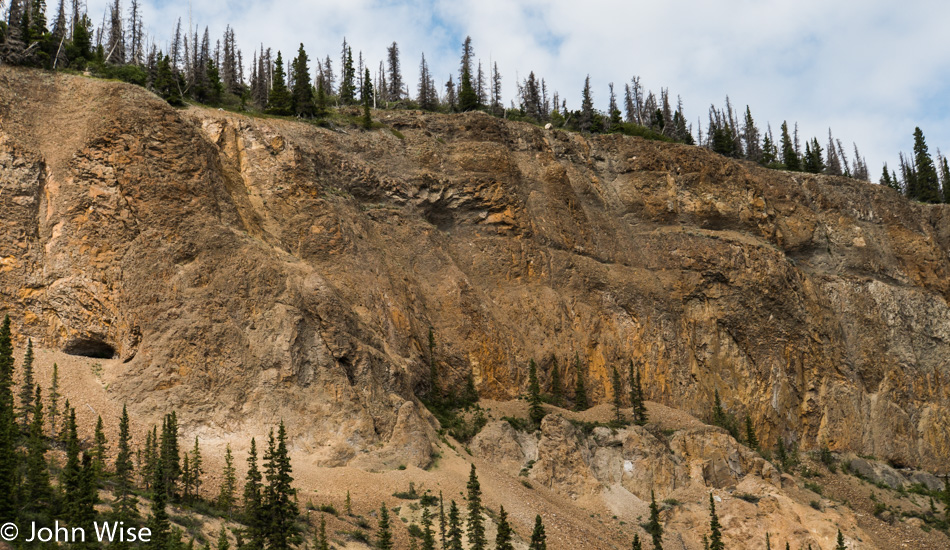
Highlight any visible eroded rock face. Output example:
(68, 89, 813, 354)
(1, 67, 950, 471)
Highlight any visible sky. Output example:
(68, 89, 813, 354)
(79, 0, 950, 178)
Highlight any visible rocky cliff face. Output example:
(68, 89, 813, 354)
(1, 66, 949, 473)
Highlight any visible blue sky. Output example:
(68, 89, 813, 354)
(78, 0, 950, 178)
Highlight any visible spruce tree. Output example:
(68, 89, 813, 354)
(386, 41, 403, 103)
(0, 316, 15, 520)
(93, 414, 108, 475)
(780, 121, 800, 171)
(75, 453, 100, 544)
(458, 36, 478, 111)
(218, 443, 237, 514)
(421, 500, 436, 550)
(574, 354, 589, 411)
(377, 503, 393, 550)
(61, 407, 82, 522)
(428, 328, 439, 402)
(361, 66, 373, 129)
(267, 51, 292, 115)
(345, 490, 352, 515)
(528, 515, 546, 550)
(629, 361, 647, 426)
(528, 359, 544, 426)
(314, 515, 329, 550)
(48, 361, 60, 436)
(631, 534, 642, 550)
(447, 500, 463, 550)
(218, 526, 231, 550)
(439, 491, 447, 550)
(913, 127, 941, 203)
(803, 138, 825, 174)
(612, 365, 624, 425)
(550, 358, 562, 406)
(466, 464, 486, 549)
(18, 338, 34, 430)
(339, 40, 356, 104)
(23, 385, 52, 516)
(708, 493, 724, 550)
(835, 529, 846, 550)
(494, 506, 514, 550)
(148, 455, 172, 550)
(646, 490, 663, 550)
(291, 43, 314, 117)
(744, 415, 759, 451)
(243, 438, 265, 549)
(263, 422, 299, 548)
(188, 436, 203, 500)
(160, 411, 180, 500)
(579, 76, 594, 133)
(113, 404, 140, 533)
(154, 54, 183, 105)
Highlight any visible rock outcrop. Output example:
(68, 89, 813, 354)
(1, 66, 949, 473)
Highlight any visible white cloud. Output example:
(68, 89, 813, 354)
(80, 0, 950, 176)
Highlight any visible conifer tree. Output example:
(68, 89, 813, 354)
(421, 500, 436, 550)
(263, 422, 299, 548)
(744, 415, 759, 451)
(835, 529, 846, 550)
(458, 36, 477, 111)
(612, 365, 624, 425)
(574, 354, 589, 411)
(243, 437, 265, 549)
(447, 500, 463, 550)
(490, 62, 503, 117)
(75, 453, 100, 544)
(913, 127, 941, 203)
(742, 106, 761, 162)
(646, 490, 663, 550)
(93, 414, 108, 475)
(61, 407, 82, 522)
(345, 490, 352, 515)
(803, 138, 825, 174)
(24, 386, 52, 516)
(417, 54, 437, 112)
(780, 121, 800, 171)
(148, 454, 172, 550)
(629, 361, 647, 426)
(444, 76, 457, 112)
(48, 361, 60, 436)
(528, 359, 544, 426)
(339, 40, 355, 104)
(580, 76, 594, 133)
(386, 41, 402, 102)
(377, 503, 393, 549)
(439, 491, 447, 550)
(113, 404, 139, 529)
(466, 464, 486, 549)
(154, 54, 183, 105)
(362, 67, 373, 129)
(528, 515, 546, 550)
(495, 506, 514, 550)
(218, 526, 231, 550)
(765, 533, 771, 550)
(218, 443, 237, 514)
(313, 515, 329, 550)
(550, 358, 562, 406)
(291, 43, 314, 117)
(0, 315, 16, 519)
(160, 411, 181, 500)
(266, 51, 292, 115)
(760, 125, 777, 166)
(189, 435, 203, 500)
(708, 493, 724, 550)
(631, 534, 642, 550)
(18, 338, 34, 430)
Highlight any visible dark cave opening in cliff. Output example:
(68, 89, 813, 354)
(63, 338, 116, 359)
